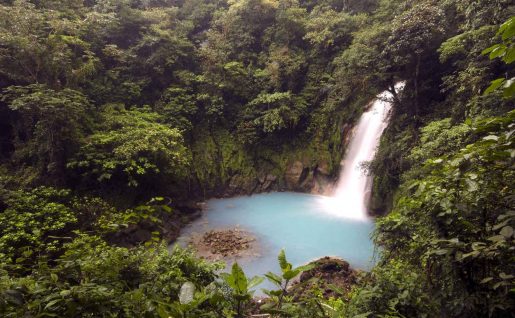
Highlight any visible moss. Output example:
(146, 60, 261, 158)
(186, 97, 364, 198)
(188, 128, 336, 196)
(190, 127, 257, 195)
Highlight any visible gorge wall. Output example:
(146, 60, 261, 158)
(185, 121, 355, 200)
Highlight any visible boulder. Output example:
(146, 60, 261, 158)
(284, 161, 306, 188)
(190, 229, 257, 258)
(291, 257, 357, 300)
(260, 174, 277, 190)
(227, 174, 259, 195)
(316, 161, 331, 176)
(299, 170, 314, 190)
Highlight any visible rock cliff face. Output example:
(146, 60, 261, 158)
(221, 159, 335, 197)
(185, 119, 355, 200)
(219, 128, 354, 197)
(284, 160, 334, 194)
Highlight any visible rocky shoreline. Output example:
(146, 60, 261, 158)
(222, 159, 337, 198)
(106, 201, 203, 248)
(181, 225, 359, 301)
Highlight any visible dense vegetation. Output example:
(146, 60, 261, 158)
(0, 0, 513, 317)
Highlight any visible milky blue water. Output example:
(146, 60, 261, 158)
(176, 192, 376, 292)
(174, 87, 399, 291)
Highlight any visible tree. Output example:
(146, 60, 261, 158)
(156, 87, 199, 133)
(482, 16, 515, 99)
(238, 91, 307, 143)
(381, 1, 446, 117)
(69, 106, 189, 188)
(0, 0, 98, 88)
(304, 6, 364, 51)
(1, 85, 92, 184)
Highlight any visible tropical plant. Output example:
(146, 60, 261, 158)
(221, 262, 264, 317)
(482, 16, 515, 98)
(261, 249, 315, 315)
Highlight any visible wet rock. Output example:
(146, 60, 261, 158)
(228, 174, 259, 196)
(291, 257, 357, 300)
(176, 200, 203, 214)
(311, 172, 334, 195)
(285, 161, 305, 188)
(299, 169, 314, 189)
(260, 174, 277, 191)
(199, 229, 255, 257)
(316, 161, 331, 176)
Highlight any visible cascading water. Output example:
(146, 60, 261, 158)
(176, 84, 403, 292)
(322, 83, 404, 220)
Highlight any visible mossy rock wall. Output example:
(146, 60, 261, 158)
(187, 122, 348, 199)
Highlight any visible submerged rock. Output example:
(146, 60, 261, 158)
(202, 229, 255, 256)
(188, 228, 258, 260)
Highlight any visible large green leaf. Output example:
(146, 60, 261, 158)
(489, 45, 507, 59)
(504, 47, 515, 64)
(179, 282, 195, 305)
(278, 249, 290, 272)
(503, 79, 515, 99)
(484, 78, 505, 95)
(498, 16, 515, 40)
(231, 262, 248, 293)
(248, 276, 264, 290)
(264, 272, 282, 287)
(293, 263, 316, 273)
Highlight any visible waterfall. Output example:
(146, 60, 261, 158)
(321, 83, 404, 220)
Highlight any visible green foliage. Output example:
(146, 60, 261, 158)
(0, 1, 98, 87)
(157, 87, 199, 133)
(358, 110, 515, 317)
(0, 0, 367, 197)
(220, 262, 264, 316)
(0, 1, 514, 317)
(0, 187, 76, 269)
(438, 25, 500, 118)
(384, 2, 445, 61)
(345, 259, 434, 317)
(94, 197, 172, 235)
(0, 239, 221, 317)
(304, 8, 364, 50)
(261, 249, 315, 315)
(482, 16, 515, 99)
(368, 120, 415, 215)
(439, 26, 497, 64)
(239, 91, 307, 143)
(408, 118, 472, 165)
(334, 22, 392, 97)
(252, 92, 306, 133)
(353, 13, 515, 318)
(0, 185, 170, 271)
(0, 238, 324, 318)
(1, 85, 92, 184)
(69, 106, 189, 187)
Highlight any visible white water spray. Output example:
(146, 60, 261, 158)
(322, 83, 404, 220)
